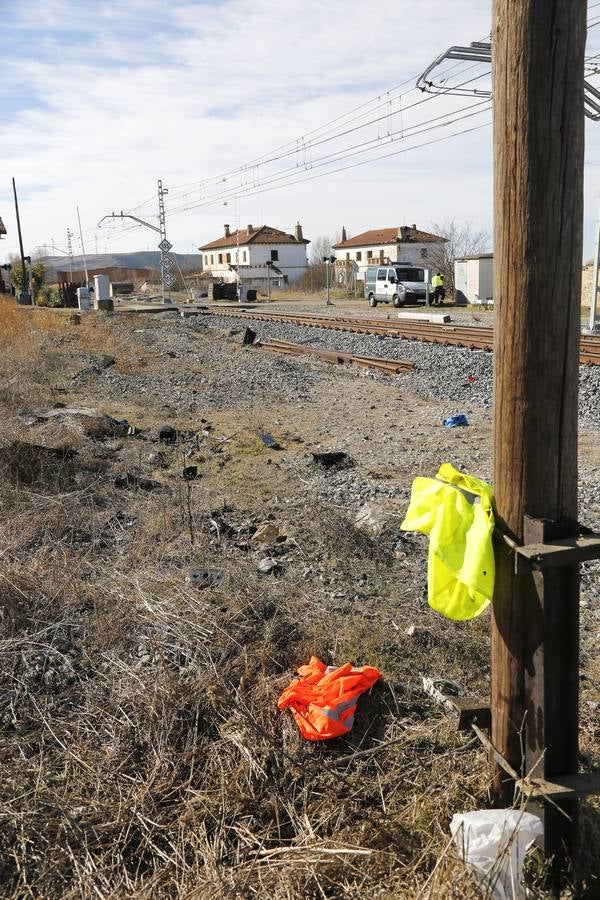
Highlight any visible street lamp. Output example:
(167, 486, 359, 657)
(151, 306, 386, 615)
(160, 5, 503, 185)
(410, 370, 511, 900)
(266, 260, 272, 302)
(323, 255, 336, 306)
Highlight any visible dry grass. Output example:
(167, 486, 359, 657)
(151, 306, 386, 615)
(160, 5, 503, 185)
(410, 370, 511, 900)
(0, 302, 598, 898)
(0, 574, 491, 896)
(0, 465, 494, 898)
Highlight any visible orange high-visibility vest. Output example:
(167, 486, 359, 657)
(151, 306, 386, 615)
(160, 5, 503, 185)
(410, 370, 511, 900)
(277, 656, 382, 740)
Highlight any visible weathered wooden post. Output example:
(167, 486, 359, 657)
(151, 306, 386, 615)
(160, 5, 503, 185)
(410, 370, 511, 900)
(491, 0, 586, 878)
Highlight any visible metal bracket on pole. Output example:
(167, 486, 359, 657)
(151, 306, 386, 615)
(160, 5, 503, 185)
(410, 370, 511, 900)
(495, 519, 600, 574)
(516, 772, 600, 801)
(417, 41, 600, 121)
(514, 531, 600, 573)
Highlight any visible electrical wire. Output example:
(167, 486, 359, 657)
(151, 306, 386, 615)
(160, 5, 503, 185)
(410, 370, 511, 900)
(86, 86, 492, 244)
(88, 14, 599, 241)
(187, 119, 492, 212)
(166, 102, 492, 218)
(161, 73, 492, 219)
(123, 52, 493, 216)
(171, 110, 492, 219)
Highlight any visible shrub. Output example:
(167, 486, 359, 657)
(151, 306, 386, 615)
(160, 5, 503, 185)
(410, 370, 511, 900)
(36, 285, 62, 307)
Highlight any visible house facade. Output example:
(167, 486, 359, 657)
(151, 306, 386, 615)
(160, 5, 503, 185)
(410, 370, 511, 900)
(199, 223, 310, 287)
(333, 225, 446, 273)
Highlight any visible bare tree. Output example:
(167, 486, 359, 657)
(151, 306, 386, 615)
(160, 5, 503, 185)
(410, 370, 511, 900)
(428, 219, 490, 295)
(309, 235, 333, 265)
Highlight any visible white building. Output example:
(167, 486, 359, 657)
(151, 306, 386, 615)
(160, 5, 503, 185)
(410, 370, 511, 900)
(199, 223, 310, 287)
(454, 252, 494, 306)
(333, 225, 446, 273)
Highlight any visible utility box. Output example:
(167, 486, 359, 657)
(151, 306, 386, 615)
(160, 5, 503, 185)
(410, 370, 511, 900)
(454, 253, 493, 306)
(238, 284, 248, 302)
(76, 286, 91, 311)
(93, 274, 113, 311)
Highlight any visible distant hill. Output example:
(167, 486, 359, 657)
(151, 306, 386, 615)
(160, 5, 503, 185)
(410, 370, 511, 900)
(40, 251, 202, 277)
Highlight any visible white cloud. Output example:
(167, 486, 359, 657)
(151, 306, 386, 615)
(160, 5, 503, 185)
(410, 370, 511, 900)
(1, 0, 599, 261)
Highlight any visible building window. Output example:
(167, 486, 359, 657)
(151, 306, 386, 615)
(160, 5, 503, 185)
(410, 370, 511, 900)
(356, 251, 362, 261)
(379, 250, 384, 262)
(243, 250, 247, 262)
(226, 252, 231, 263)
(346, 252, 350, 260)
(271, 250, 279, 261)
(210, 254, 214, 265)
(367, 250, 373, 260)
(420, 248, 428, 258)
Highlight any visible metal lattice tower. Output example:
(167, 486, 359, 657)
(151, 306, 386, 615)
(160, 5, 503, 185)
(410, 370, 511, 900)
(157, 180, 175, 303)
(98, 183, 177, 304)
(66, 228, 74, 283)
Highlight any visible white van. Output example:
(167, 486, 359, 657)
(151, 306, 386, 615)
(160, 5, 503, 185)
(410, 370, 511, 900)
(364, 264, 428, 308)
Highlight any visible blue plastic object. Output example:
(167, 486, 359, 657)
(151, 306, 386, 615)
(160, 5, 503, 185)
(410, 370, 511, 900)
(443, 414, 469, 428)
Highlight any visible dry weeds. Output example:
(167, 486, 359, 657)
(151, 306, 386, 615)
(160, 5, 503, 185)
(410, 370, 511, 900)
(0, 303, 597, 898)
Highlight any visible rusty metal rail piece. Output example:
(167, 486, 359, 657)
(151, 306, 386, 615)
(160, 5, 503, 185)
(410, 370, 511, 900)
(260, 338, 413, 374)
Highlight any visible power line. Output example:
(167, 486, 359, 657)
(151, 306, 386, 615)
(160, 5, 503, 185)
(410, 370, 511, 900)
(166, 101, 492, 217)
(122, 53, 493, 216)
(171, 118, 492, 216)
(165, 65, 491, 208)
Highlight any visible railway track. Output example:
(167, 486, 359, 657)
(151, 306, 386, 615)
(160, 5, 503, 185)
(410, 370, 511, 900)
(206, 308, 600, 365)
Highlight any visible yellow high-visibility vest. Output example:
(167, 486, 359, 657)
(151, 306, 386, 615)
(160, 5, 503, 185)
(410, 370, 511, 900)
(432, 274, 444, 288)
(400, 462, 495, 621)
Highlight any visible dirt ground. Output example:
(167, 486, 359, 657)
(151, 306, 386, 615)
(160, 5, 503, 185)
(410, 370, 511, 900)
(0, 298, 598, 898)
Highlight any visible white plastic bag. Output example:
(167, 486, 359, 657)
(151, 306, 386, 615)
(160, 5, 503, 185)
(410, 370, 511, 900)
(450, 809, 543, 899)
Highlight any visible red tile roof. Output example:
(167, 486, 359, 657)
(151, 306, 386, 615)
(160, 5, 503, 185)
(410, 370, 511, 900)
(199, 225, 309, 251)
(333, 226, 446, 249)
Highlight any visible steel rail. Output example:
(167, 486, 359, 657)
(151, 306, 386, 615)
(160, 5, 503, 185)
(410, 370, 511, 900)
(207, 308, 600, 364)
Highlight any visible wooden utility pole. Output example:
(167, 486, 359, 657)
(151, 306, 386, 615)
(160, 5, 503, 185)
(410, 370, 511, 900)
(491, 0, 586, 878)
(12, 178, 29, 303)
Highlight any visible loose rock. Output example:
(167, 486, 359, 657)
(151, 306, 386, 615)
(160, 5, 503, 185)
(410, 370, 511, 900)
(251, 523, 280, 546)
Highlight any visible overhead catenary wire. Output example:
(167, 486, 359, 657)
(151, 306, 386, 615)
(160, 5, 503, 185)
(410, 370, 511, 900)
(175, 119, 492, 213)
(163, 64, 492, 208)
(88, 98, 492, 246)
(88, 11, 598, 243)
(119, 52, 494, 221)
(165, 102, 492, 218)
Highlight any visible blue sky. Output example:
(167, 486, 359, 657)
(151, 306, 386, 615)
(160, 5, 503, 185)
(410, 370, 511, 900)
(1, 0, 600, 262)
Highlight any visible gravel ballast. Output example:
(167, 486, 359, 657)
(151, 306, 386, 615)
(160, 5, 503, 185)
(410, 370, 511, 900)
(199, 313, 600, 428)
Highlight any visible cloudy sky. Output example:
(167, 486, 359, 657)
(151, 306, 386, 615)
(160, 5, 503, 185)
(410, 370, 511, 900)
(2, 0, 600, 263)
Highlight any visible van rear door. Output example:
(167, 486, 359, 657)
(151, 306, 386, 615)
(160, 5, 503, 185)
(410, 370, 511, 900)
(376, 267, 389, 300)
(364, 266, 377, 298)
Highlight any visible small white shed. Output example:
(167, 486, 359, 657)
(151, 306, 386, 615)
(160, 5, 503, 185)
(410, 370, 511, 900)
(454, 252, 493, 306)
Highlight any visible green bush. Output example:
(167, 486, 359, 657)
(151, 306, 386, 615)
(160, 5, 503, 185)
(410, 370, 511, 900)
(36, 285, 62, 308)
